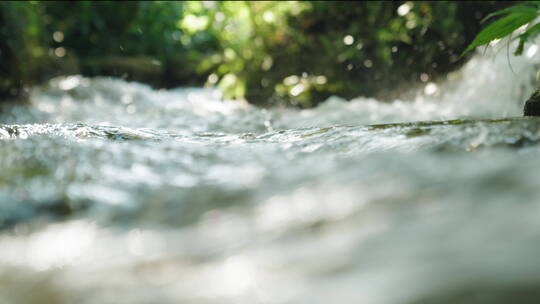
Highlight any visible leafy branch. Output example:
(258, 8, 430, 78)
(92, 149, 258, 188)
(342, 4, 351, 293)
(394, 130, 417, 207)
(461, 2, 540, 57)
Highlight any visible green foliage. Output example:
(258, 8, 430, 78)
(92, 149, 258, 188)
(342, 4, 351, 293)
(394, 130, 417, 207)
(515, 20, 540, 55)
(183, 1, 513, 106)
(0, 1, 515, 106)
(462, 2, 540, 56)
(0, 1, 45, 99)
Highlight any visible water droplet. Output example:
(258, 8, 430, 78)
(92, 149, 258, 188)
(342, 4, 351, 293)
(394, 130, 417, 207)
(363, 59, 373, 68)
(54, 47, 66, 57)
(343, 35, 354, 46)
(397, 2, 413, 16)
(424, 82, 438, 95)
(52, 31, 64, 43)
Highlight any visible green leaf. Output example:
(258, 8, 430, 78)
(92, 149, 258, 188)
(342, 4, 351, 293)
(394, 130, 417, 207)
(481, 4, 538, 23)
(514, 22, 540, 55)
(461, 9, 538, 56)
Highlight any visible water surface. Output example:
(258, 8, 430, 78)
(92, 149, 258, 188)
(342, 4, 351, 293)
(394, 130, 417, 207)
(1, 46, 540, 303)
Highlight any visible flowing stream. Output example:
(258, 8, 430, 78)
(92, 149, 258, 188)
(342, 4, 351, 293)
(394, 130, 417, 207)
(1, 44, 540, 303)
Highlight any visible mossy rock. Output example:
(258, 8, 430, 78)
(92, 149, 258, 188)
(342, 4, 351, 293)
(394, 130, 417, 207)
(524, 89, 540, 116)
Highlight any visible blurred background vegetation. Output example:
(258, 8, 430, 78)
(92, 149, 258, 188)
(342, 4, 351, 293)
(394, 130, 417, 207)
(0, 1, 513, 107)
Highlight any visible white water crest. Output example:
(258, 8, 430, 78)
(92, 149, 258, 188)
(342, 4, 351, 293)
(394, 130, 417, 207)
(0, 43, 540, 304)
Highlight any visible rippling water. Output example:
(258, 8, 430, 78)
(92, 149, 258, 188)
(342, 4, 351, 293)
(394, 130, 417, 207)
(1, 45, 540, 303)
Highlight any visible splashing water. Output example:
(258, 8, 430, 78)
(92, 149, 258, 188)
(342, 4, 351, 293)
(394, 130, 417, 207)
(1, 45, 540, 304)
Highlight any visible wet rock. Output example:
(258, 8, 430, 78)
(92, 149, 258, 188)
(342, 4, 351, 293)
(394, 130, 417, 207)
(524, 89, 540, 116)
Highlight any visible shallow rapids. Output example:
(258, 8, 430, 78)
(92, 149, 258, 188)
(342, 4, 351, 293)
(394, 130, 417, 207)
(1, 45, 540, 303)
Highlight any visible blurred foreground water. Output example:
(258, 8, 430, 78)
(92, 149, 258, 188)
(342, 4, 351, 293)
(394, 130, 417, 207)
(1, 44, 540, 303)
